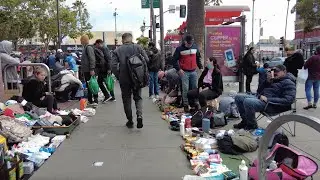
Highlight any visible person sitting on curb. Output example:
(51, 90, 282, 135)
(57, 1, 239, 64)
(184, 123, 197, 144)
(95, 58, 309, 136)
(187, 57, 223, 110)
(233, 65, 296, 130)
(22, 67, 58, 114)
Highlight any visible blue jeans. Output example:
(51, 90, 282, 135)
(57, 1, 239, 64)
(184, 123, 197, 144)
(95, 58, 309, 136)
(149, 71, 159, 96)
(235, 94, 266, 127)
(305, 80, 320, 104)
(181, 71, 198, 105)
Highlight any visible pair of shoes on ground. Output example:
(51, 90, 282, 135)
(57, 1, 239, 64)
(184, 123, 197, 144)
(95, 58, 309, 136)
(233, 122, 258, 131)
(126, 116, 143, 129)
(303, 104, 317, 110)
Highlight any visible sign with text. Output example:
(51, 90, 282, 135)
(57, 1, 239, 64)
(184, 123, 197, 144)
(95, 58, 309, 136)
(205, 26, 241, 81)
(141, 0, 160, 8)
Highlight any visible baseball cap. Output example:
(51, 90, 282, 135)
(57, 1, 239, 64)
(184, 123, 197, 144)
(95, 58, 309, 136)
(57, 49, 63, 53)
(272, 64, 286, 72)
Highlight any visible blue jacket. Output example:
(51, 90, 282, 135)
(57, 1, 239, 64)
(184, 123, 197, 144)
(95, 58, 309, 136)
(258, 73, 296, 106)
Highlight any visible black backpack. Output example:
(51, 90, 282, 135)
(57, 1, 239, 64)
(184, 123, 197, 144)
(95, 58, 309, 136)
(127, 45, 149, 89)
(93, 48, 106, 68)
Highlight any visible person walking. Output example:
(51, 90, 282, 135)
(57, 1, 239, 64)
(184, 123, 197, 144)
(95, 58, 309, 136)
(111, 33, 149, 129)
(303, 45, 320, 110)
(242, 47, 257, 93)
(80, 35, 98, 106)
(94, 39, 115, 102)
(147, 42, 163, 99)
(283, 49, 305, 77)
(173, 35, 203, 112)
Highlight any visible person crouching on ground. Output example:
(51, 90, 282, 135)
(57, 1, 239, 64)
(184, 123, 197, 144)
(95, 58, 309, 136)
(233, 65, 296, 130)
(54, 70, 82, 102)
(187, 57, 223, 110)
(22, 67, 58, 114)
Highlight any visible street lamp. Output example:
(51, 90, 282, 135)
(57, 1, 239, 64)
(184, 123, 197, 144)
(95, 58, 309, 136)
(284, 0, 290, 57)
(113, 8, 118, 46)
(251, 0, 255, 47)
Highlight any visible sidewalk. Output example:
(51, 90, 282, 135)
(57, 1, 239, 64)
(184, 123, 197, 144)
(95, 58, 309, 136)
(30, 85, 191, 180)
(30, 78, 320, 179)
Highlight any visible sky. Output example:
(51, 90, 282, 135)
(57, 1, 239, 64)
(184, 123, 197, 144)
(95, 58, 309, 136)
(65, 0, 297, 44)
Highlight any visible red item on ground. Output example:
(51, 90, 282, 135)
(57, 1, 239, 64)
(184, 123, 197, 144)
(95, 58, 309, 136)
(185, 118, 192, 128)
(3, 108, 15, 118)
(80, 99, 87, 111)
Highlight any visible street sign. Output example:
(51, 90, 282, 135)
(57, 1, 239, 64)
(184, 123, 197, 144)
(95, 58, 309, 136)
(141, 0, 160, 8)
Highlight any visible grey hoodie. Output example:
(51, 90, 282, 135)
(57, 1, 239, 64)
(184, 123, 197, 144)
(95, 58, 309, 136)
(0, 41, 20, 83)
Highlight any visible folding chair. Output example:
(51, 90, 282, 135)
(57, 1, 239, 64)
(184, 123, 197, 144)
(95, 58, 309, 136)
(256, 102, 296, 137)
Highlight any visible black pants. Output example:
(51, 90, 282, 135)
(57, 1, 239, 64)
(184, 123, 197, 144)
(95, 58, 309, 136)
(33, 94, 58, 113)
(55, 84, 79, 101)
(84, 72, 98, 103)
(97, 73, 111, 99)
(246, 75, 253, 93)
(187, 88, 219, 107)
(120, 84, 142, 121)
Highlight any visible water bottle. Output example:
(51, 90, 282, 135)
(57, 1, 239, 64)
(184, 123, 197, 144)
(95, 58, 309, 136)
(239, 160, 248, 180)
(180, 122, 185, 137)
(202, 118, 210, 133)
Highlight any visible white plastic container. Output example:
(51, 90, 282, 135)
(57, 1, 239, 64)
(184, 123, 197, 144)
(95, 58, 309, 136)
(180, 122, 185, 137)
(239, 160, 248, 180)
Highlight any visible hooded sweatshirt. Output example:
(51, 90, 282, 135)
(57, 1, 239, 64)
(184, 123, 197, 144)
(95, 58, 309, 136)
(55, 70, 82, 92)
(0, 41, 20, 83)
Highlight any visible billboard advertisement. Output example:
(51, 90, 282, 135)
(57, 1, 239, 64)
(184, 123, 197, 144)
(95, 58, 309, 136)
(205, 26, 241, 81)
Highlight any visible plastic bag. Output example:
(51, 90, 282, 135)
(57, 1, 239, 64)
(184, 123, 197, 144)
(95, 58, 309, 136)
(88, 76, 99, 95)
(297, 69, 308, 84)
(104, 75, 114, 91)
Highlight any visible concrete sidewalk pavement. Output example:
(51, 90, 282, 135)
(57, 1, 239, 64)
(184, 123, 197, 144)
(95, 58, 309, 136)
(30, 85, 191, 180)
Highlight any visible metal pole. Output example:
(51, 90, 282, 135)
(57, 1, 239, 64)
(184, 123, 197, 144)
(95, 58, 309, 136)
(259, 18, 261, 62)
(150, 0, 155, 42)
(284, 0, 290, 57)
(56, 0, 61, 49)
(159, 0, 165, 67)
(114, 8, 117, 46)
(251, 0, 255, 47)
(239, 15, 246, 93)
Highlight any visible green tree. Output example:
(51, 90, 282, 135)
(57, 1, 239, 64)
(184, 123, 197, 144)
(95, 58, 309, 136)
(296, 0, 320, 33)
(186, 0, 222, 62)
(136, 36, 149, 48)
(71, 0, 93, 39)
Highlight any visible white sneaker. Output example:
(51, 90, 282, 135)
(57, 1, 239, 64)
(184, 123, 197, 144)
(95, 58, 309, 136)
(149, 95, 154, 99)
(102, 97, 112, 103)
(155, 95, 160, 99)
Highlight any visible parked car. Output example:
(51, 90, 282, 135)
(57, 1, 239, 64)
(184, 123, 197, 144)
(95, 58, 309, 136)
(265, 57, 286, 68)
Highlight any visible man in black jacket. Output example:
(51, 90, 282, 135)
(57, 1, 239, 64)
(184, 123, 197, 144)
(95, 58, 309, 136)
(112, 33, 149, 129)
(95, 39, 115, 102)
(242, 47, 257, 93)
(147, 42, 163, 99)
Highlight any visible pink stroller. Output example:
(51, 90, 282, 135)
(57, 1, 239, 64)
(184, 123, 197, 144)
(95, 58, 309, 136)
(249, 143, 318, 180)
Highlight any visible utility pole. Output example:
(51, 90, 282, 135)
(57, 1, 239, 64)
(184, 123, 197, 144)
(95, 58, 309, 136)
(56, 0, 61, 49)
(284, 0, 290, 56)
(159, 0, 165, 65)
(150, 0, 156, 44)
(251, 0, 255, 47)
(113, 8, 118, 46)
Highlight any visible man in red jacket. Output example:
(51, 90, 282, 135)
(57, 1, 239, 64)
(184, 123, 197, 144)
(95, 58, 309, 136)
(173, 35, 203, 112)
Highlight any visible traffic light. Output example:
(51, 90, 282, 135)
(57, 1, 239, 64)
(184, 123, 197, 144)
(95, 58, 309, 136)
(180, 5, 186, 18)
(280, 37, 284, 45)
(156, 23, 160, 28)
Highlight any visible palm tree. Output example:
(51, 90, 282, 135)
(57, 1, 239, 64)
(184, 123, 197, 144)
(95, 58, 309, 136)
(187, 0, 222, 59)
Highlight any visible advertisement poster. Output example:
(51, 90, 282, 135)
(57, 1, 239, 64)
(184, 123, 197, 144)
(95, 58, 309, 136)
(205, 26, 241, 81)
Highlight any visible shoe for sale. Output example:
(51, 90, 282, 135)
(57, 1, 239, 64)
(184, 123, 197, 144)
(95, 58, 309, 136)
(313, 104, 317, 109)
(102, 97, 112, 103)
(303, 105, 313, 110)
(137, 116, 143, 129)
(155, 95, 160, 99)
(126, 120, 134, 129)
(233, 122, 246, 129)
